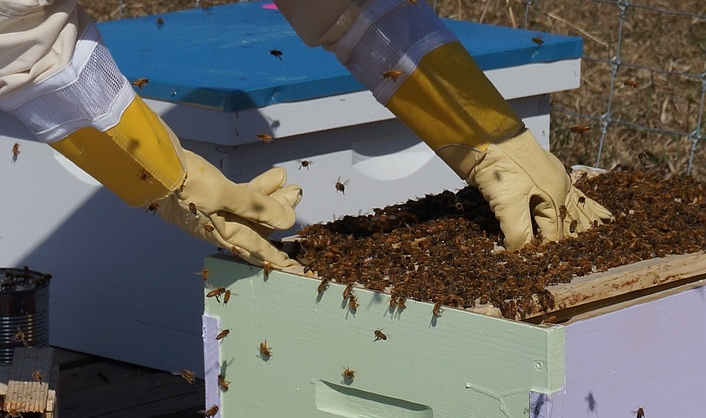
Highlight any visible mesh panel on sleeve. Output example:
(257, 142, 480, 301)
(4, 33, 132, 142)
(338, 0, 457, 104)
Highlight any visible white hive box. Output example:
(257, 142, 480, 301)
(0, 0, 583, 373)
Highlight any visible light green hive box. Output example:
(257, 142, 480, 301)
(202, 256, 564, 418)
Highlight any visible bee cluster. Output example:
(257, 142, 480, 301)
(294, 170, 706, 319)
(0, 267, 52, 293)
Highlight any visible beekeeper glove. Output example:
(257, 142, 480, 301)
(0, 0, 301, 267)
(275, 0, 613, 250)
(444, 129, 613, 249)
(156, 150, 302, 268)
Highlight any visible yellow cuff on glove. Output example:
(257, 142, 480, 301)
(50, 96, 186, 206)
(386, 41, 523, 168)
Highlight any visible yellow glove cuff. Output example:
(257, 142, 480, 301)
(386, 41, 523, 154)
(50, 96, 186, 206)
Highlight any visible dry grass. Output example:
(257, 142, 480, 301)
(80, 0, 706, 180)
(435, 0, 706, 181)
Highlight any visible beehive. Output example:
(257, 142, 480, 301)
(202, 170, 706, 417)
(202, 254, 706, 418)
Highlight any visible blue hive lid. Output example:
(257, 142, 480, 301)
(97, 1, 582, 112)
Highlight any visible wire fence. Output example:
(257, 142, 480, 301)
(102, 0, 706, 180)
(434, 0, 706, 180)
(525, 0, 705, 178)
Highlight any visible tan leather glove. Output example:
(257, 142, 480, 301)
(466, 129, 613, 250)
(156, 150, 302, 268)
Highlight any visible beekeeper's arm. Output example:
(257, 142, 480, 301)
(274, 0, 613, 249)
(0, 0, 301, 267)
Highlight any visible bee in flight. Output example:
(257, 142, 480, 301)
(270, 49, 283, 60)
(131, 78, 149, 90)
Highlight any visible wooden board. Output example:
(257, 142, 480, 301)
(527, 251, 706, 321)
(464, 252, 706, 321)
(1, 347, 57, 417)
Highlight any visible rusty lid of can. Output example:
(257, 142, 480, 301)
(1, 267, 52, 293)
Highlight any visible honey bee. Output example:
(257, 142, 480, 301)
(578, 196, 586, 206)
(569, 124, 592, 133)
(408, 0, 417, 4)
(298, 160, 313, 170)
(201, 405, 219, 417)
(633, 407, 645, 418)
(198, 268, 210, 281)
(342, 283, 354, 299)
(388, 295, 397, 309)
(11, 142, 20, 159)
(262, 261, 273, 278)
(569, 220, 578, 233)
(397, 297, 407, 310)
(270, 49, 283, 60)
(156, 17, 164, 28)
(32, 370, 42, 382)
(335, 177, 349, 194)
(348, 294, 359, 311)
(342, 367, 355, 380)
(215, 329, 230, 341)
(218, 374, 230, 391)
(146, 201, 159, 214)
(259, 340, 272, 358)
(138, 168, 150, 181)
(374, 329, 387, 341)
(623, 79, 639, 88)
(559, 205, 568, 221)
(382, 69, 405, 81)
(172, 369, 195, 384)
(6, 409, 22, 418)
(257, 133, 274, 143)
(432, 302, 444, 317)
(531, 36, 544, 45)
(188, 202, 198, 215)
(203, 224, 215, 235)
(131, 78, 149, 89)
(11, 327, 29, 348)
(223, 289, 232, 305)
(317, 278, 330, 294)
(207, 287, 226, 302)
(230, 246, 240, 257)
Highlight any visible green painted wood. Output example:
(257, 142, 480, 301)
(204, 256, 564, 418)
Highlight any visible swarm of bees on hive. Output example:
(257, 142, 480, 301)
(292, 170, 706, 319)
